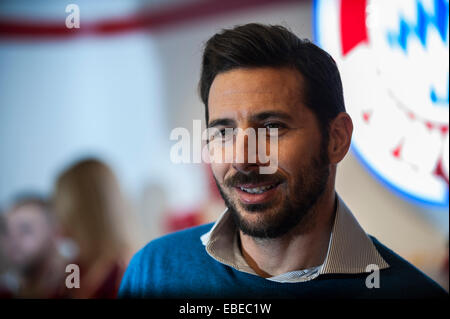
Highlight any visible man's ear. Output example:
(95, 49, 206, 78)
(327, 112, 353, 164)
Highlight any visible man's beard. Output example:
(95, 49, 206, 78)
(214, 139, 330, 239)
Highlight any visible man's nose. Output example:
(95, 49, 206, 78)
(232, 161, 259, 175)
(232, 128, 260, 174)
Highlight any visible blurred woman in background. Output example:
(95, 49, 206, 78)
(53, 158, 135, 298)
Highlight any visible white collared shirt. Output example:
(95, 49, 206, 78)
(200, 194, 389, 283)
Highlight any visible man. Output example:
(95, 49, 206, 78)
(3, 196, 67, 298)
(119, 24, 447, 298)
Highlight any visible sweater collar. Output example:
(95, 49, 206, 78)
(200, 194, 389, 279)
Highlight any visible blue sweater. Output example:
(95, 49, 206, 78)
(118, 223, 448, 299)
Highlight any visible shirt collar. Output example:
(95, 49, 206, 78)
(200, 194, 389, 280)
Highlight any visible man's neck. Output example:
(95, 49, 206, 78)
(239, 190, 337, 278)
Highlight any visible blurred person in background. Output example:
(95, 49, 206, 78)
(1, 196, 67, 298)
(0, 212, 14, 298)
(52, 158, 133, 298)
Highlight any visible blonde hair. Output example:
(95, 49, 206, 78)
(53, 158, 131, 264)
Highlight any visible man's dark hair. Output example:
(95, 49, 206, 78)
(10, 194, 48, 211)
(199, 23, 346, 135)
(7, 193, 52, 221)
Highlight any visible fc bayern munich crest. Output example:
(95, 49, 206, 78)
(314, 0, 449, 206)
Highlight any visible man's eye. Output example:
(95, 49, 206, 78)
(264, 123, 284, 129)
(266, 123, 278, 129)
(213, 128, 227, 138)
(210, 128, 231, 141)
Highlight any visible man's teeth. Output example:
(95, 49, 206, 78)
(240, 184, 276, 194)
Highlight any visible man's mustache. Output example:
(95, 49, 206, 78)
(224, 170, 285, 188)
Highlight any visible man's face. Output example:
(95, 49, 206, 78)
(208, 67, 330, 238)
(4, 204, 53, 271)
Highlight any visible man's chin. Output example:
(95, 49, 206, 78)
(233, 194, 282, 212)
(229, 198, 309, 239)
(232, 216, 285, 239)
(231, 206, 284, 233)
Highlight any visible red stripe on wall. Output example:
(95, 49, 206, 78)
(0, 0, 302, 38)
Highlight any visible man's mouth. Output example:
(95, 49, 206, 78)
(234, 181, 281, 204)
(239, 183, 279, 194)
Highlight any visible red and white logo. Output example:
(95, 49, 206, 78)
(314, 0, 449, 206)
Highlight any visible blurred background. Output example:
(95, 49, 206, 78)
(0, 0, 448, 297)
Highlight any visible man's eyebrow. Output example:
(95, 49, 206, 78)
(207, 118, 236, 128)
(250, 111, 293, 122)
